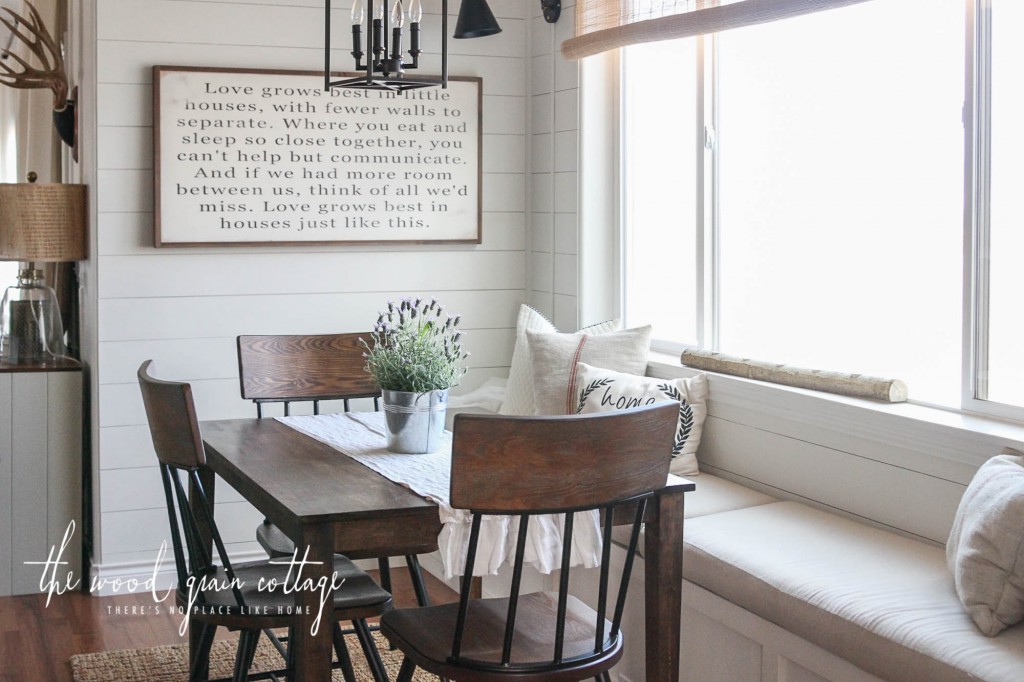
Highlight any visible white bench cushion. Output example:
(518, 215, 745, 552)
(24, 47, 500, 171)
(684, 501, 1024, 682)
(673, 474, 777, 518)
(614, 474, 777, 555)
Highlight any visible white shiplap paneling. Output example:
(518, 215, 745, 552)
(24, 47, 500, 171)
(527, 5, 579, 329)
(91, 0, 529, 572)
(98, 288, 523, 340)
(0, 375, 12, 595)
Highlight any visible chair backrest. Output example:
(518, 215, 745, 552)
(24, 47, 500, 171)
(447, 402, 679, 674)
(138, 360, 245, 605)
(237, 333, 379, 417)
(137, 359, 205, 469)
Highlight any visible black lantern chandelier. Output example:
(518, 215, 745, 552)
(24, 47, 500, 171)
(325, 0, 501, 93)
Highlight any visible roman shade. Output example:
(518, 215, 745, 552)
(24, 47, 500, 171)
(562, 0, 877, 60)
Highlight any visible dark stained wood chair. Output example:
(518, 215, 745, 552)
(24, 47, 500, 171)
(380, 403, 680, 682)
(138, 360, 393, 682)
(237, 333, 434, 609)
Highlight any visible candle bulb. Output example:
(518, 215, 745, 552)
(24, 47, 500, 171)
(408, 0, 422, 23)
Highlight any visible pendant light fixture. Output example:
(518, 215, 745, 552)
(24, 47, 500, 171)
(325, 0, 502, 93)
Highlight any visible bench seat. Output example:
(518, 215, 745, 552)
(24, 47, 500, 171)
(682, 500, 1024, 681)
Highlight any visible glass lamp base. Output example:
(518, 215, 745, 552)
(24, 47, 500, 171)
(0, 269, 69, 365)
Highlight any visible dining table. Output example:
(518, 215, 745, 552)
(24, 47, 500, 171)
(195, 414, 693, 681)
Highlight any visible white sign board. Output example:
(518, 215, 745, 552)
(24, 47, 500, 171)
(154, 66, 482, 246)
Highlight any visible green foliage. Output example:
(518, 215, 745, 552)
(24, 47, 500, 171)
(361, 297, 469, 393)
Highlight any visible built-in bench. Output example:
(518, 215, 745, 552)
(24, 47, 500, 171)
(626, 474, 1024, 681)
(569, 360, 1024, 682)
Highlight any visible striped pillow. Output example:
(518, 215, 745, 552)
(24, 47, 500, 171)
(525, 325, 651, 416)
(499, 305, 620, 416)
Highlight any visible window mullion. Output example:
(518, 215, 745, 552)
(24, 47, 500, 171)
(963, 0, 991, 409)
(696, 33, 720, 348)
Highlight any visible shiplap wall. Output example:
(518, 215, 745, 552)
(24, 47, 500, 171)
(527, 0, 579, 330)
(0, 371, 83, 596)
(89, 0, 530, 571)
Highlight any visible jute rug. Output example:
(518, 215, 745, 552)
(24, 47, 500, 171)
(70, 630, 437, 681)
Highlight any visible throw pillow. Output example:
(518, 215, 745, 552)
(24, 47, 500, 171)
(499, 305, 621, 416)
(526, 325, 652, 417)
(946, 448, 1024, 636)
(574, 363, 708, 476)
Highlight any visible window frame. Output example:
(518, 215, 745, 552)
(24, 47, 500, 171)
(960, 0, 1024, 422)
(613, 0, 1024, 423)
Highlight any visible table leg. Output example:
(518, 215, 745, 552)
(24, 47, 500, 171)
(291, 523, 335, 681)
(644, 487, 685, 682)
(188, 467, 216, 675)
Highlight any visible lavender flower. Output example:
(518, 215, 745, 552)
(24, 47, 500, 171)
(360, 296, 468, 393)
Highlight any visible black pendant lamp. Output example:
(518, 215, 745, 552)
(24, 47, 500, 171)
(325, 0, 501, 93)
(454, 0, 502, 39)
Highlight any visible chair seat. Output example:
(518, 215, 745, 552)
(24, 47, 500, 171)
(380, 592, 621, 682)
(189, 554, 392, 625)
(256, 520, 295, 558)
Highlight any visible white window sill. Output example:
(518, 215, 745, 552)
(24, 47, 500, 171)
(646, 351, 1024, 475)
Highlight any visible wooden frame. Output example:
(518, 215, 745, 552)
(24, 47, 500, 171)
(153, 66, 483, 247)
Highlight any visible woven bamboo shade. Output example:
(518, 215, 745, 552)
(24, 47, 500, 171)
(563, 0, 875, 60)
(0, 183, 87, 261)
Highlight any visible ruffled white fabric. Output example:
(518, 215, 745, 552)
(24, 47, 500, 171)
(276, 412, 602, 580)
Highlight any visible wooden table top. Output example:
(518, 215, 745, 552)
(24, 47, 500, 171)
(200, 418, 439, 538)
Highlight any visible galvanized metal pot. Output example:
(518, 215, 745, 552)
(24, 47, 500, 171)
(382, 388, 448, 454)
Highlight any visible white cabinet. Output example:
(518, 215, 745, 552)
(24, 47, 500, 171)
(0, 367, 83, 597)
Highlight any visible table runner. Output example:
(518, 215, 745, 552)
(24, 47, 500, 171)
(277, 412, 602, 580)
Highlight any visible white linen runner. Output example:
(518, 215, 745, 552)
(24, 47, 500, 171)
(277, 412, 602, 580)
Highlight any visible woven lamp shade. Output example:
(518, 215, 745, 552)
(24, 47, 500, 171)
(0, 183, 87, 262)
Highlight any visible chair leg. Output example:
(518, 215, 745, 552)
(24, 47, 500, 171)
(232, 629, 261, 682)
(285, 626, 296, 672)
(396, 656, 417, 682)
(263, 628, 288, 661)
(377, 556, 398, 650)
(188, 621, 217, 682)
(332, 622, 358, 682)
(405, 554, 431, 607)
(353, 618, 389, 682)
(377, 556, 392, 594)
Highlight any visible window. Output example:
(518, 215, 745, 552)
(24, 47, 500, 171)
(620, 0, 1023, 418)
(622, 38, 700, 348)
(975, 0, 1024, 411)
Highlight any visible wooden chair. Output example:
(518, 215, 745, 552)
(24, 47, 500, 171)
(236, 333, 433, 608)
(380, 403, 680, 682)
(138, 360, 393, 682)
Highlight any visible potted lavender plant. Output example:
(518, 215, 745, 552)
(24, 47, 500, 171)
(362, 297, 468, 453)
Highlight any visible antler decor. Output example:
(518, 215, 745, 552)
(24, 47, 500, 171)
(0, 1, 74, 148)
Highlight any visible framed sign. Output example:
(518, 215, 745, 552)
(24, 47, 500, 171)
(153, 66, 482, 246)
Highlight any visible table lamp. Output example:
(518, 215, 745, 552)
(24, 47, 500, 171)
(0, 177, 87, 365)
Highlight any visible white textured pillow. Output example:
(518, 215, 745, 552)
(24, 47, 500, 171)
(946, 449, 1024, 636)
(527, 326, 652, 416)
(574, 363, 708, 476)
(499, 305, 620, 416)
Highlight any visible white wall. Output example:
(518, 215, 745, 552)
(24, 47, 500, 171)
(83, 0, 530, 573)
(527, 0, 579, 330)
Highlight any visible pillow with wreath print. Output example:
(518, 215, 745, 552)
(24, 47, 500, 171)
(574, 362, 708, 476)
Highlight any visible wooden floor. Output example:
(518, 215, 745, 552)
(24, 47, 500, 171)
(0, 567, 457, 682)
